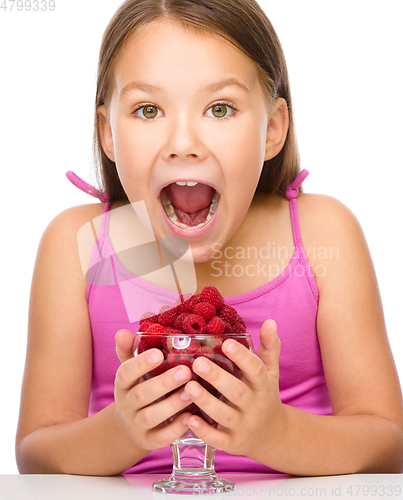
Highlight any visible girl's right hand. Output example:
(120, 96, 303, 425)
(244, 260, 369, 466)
(114, 329, 193, 453)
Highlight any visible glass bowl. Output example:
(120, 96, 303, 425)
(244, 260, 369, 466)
(135, 331, 252, 494)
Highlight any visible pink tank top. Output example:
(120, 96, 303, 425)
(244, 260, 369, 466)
(66, 169, 332, 474)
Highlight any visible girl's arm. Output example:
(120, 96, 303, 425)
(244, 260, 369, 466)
(16, 205, 192, 475)
(180, 195, 403, 475)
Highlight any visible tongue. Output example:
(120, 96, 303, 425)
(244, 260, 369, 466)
(174, 206, 211, 226)
(164, 183, 215, 226)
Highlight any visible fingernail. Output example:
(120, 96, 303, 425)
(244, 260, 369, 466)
(190, 419, 200, 428)
(225, 340, 237, 354)
(181, 415, 189, 426)
(180, 390, 191, 401)
(190, 385, 201, 397)
(196, 360, 210, 374)
(175, 368, 187, 382)
(148, 351, 160, 364)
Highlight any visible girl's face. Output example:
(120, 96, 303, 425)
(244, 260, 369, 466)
(98, 18, 287, 263)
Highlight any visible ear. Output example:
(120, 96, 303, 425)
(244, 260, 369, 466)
(97, 105, 116, 162)
(264, 98, 289, 162)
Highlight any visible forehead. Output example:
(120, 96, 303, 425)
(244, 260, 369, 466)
(112, 18, 264, 102)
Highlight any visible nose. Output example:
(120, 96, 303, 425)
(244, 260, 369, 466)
(162, 113, 208, 161)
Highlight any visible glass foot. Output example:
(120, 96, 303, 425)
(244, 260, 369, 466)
(152, 473, 234, 494)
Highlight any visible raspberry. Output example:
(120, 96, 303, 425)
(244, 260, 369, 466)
(174, 313, 190, 331)
(159, 304, 175, 314)
(167, 352, 194, 373)
(137, 338, 150, 354)
(144, 335, 162, 348)
(224, 321, 232, 333)
(158, 307, 178, 327)
(213, 353, 234, 373)
(209, 338, 224, 356)
(139, 312, 158, 324)
(183, 314, 207, 334)
(175, 293, 193, 308)
(195, 345, 214, 358)
(144, 323, 164, 347)
(237, 337, 251, 349)
(199, 286, 224, 310)
(232, 316, 247, 333)
(163, 327, 183, 334)
(235, 315, 247, 328)
(233, 365, 242, 379)
(172, 339, 200, 355)
(180, 295, 200, 314)
(199, 378, 220, 399)
(146, 323, 164, 333)
(206, 316, 225, 335)
(138, 321, 153, 333)
(150, 358, 169, 377)
(216, 304, 238, 324)
(187, 402, 199, 415)
(193, 302, 216, 322)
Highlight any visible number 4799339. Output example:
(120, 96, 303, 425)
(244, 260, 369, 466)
(0, 0, 55, 11)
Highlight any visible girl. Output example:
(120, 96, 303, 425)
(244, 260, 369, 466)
(16, 0, 403, 476)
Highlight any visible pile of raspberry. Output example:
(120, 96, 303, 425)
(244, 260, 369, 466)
(137, 286, 249, 378)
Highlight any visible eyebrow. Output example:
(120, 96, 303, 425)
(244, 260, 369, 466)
(119, 77, 250, 100)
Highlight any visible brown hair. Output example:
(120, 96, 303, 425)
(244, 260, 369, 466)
(92, 0, 301, 202)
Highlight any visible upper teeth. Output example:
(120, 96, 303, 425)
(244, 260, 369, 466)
(175, 181, 198, 186)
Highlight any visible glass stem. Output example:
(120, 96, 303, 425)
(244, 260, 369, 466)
(171, 440, 216, 479)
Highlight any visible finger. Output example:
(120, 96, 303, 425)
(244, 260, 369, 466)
(192, 354, 252, 408)
(115, 348, 164, 392)
(126, 363, 193, 412)
(136, 385, 194, 429)
(221, 338, 268, 392)
(115, 329, 138, 364)
(256, 319, 281, 379)
(147, 411, 193, 450)
(182, 378, 240, 429)
(187, 412, 229, 451)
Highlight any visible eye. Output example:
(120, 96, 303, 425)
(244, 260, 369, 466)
(205, 102, 237, 120)
(132, 104, 162, 120)
(131, 101, 237, 120)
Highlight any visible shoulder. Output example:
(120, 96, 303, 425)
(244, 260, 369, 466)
(44, 202, 106, 235)
(296, 193, 368, 290)
(297, 192, 357, 224)
(35, 203, 109, 293)
(42, 200, 127, 247)
(297, 192, 362, 248)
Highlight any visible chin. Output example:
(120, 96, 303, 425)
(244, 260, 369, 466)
(185, 243, 218, 264)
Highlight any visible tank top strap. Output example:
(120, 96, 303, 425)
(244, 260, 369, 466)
(284, 169, 318, 303)
(66, 170, 111, 242)
(285, 169, 309, 253)
(65, 170, 110, 203)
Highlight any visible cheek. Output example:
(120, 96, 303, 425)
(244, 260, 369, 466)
(223, 121, 265, 188)
(112, 121, 156, 198)
(113, 121, 147, 165)
(218, 114, 265, 162)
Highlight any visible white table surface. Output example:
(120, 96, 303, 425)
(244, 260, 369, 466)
(1, 473, 402, 500)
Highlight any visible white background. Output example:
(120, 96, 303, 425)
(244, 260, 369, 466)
(0, 0, 402, 474)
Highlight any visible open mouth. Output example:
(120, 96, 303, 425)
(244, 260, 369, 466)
(160, 181, 219, 230)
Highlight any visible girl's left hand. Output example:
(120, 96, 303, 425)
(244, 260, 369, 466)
(183, 319, 286, 460)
